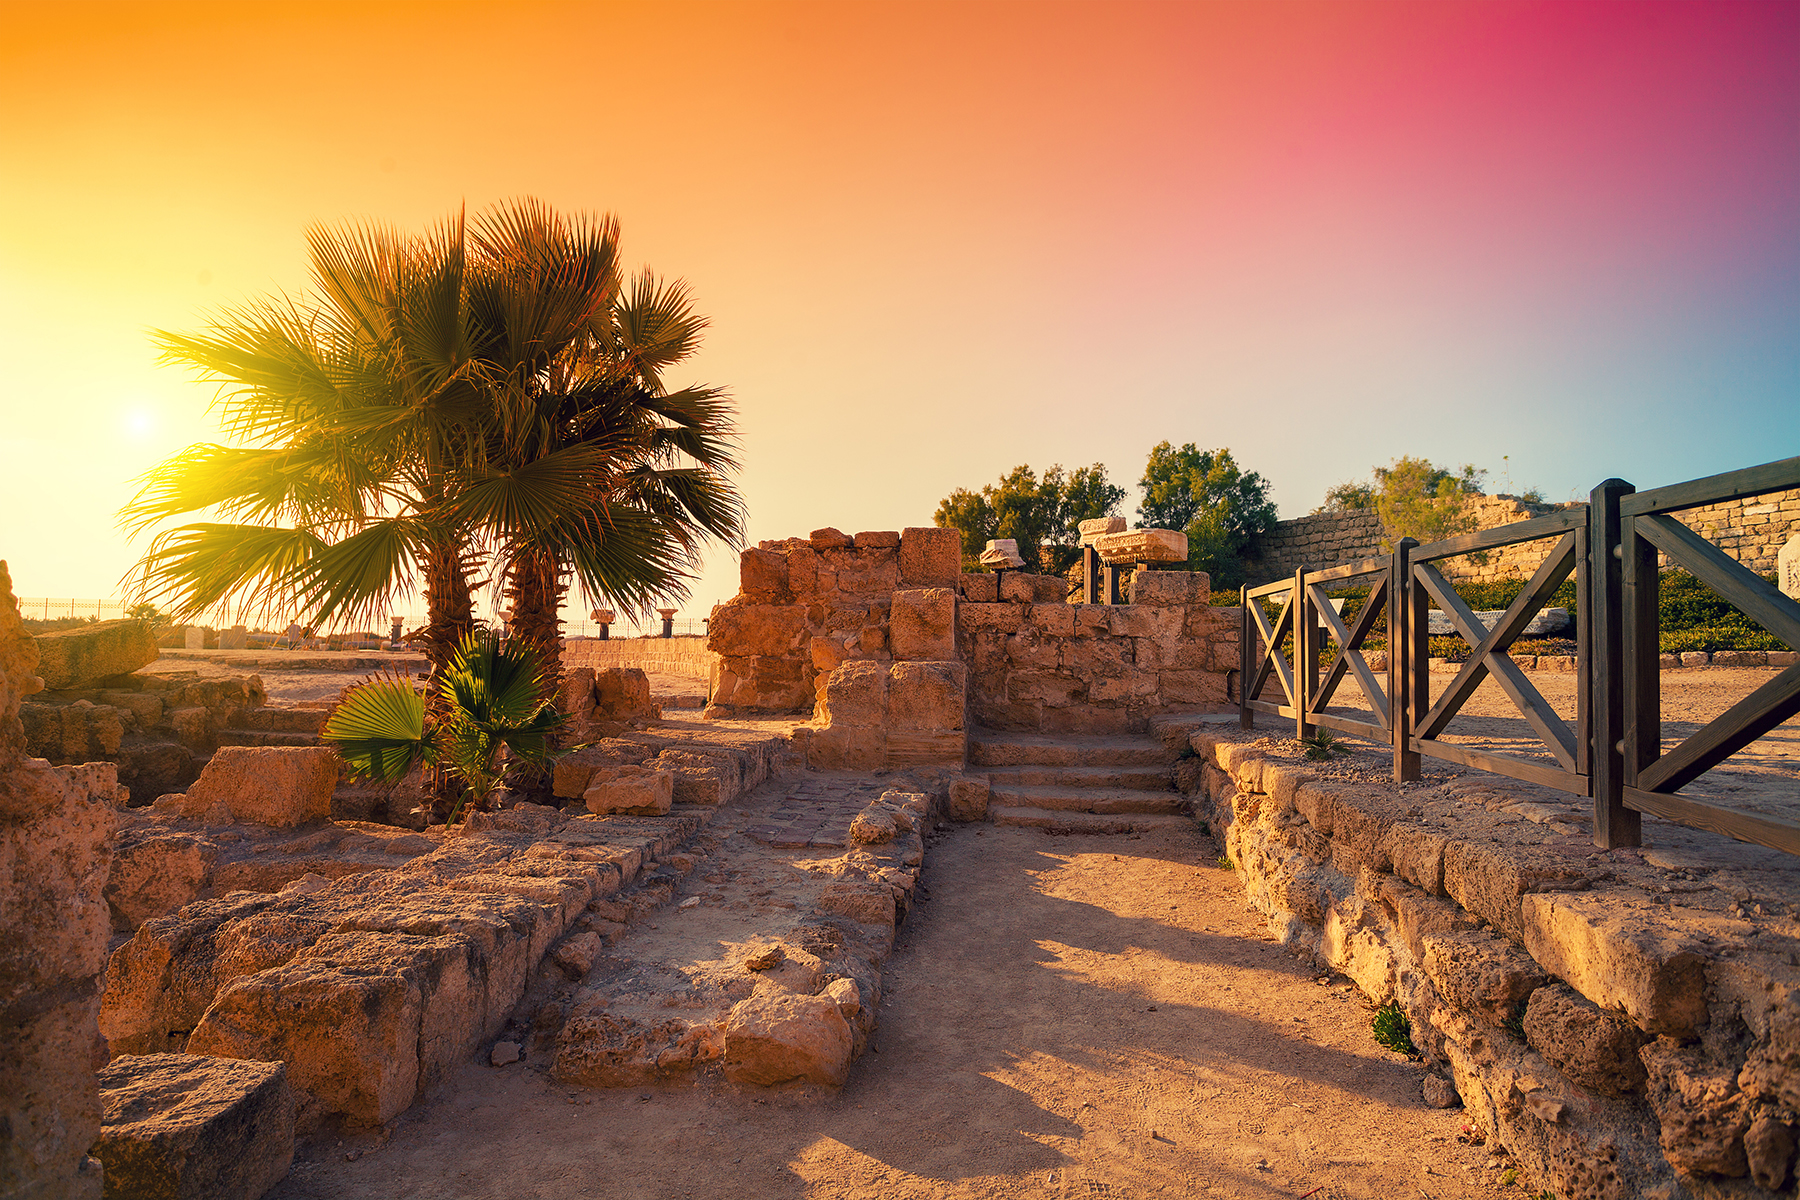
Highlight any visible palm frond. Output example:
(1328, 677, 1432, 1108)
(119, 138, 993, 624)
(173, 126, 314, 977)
(122, 523, 327, 623)
(322, 676, 433, 783)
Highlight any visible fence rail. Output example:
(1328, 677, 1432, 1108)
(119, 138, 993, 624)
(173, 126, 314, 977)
(1240, 456, 1800, 858)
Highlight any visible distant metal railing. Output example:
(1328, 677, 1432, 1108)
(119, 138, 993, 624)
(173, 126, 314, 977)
(18, 601, 709, 644)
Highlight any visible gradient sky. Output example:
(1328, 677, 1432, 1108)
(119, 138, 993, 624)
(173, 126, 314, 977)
(2, 0, 1796, 626)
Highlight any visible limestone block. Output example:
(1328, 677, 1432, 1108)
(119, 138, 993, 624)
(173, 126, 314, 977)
(1745, 1116, 1796, 1192)
(1379, 822, 1448, 896)
(1008, 670, 1084, 706)
(218, 625, 249, 650)
(558, 667, 597, 721)
(33, 618, 159, 689)
(106, 832, 218, 931)
(959, 573, 998, 603)
(786, 546, 820, 598)
(185, 627, 206, 650)
(186, 930, 463, 1126)
(1094, 528, 1187, 565)
(1129, 570, 1212, 606)
(723, 991, 853, 1086)
(740, 547, 791, 601)
(809, 527, 853, 550)
(582, 766, 674, 815)
(805, 725, 886, 771)
(1421, 930, 1548, 1026)
(817, 659, 888, 728)
(1443, 840, 1586, 945)
(652, 749, 743, 806)
(1005, 632, 1060, 670)
(1780, 532, 1800, 600)
(552, 744, 629, 798)
(854, 530, 899, 549)
(95, 1054, 295, 1200)
(1641, 1037, 1753, 1177)
(978, 539, 1025, 570)
(180, 746, 337, 827)
(98, 689, 164, 727)
(1522, 984, 1648, 1096)
(1160, 669, 1227, 705)
(593, 667, 653, 720)
(1519, 891, 1708, 1037)
(890, 588, 957, 661)
(1078, 515, 1125, 545)
(886, 661, 966, 733)
(705, 603, 808, 658)
(948, 776, 990, 821)
(899, 526, 962, 586)
(959, 601, 1022, 633)
(1029, 603, 1074, 637)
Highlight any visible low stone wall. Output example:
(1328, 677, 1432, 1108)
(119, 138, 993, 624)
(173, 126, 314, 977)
(1250, 488, 1799, 587)
(564, 636, 716, 687)
(1173, 720, 1800, 1200)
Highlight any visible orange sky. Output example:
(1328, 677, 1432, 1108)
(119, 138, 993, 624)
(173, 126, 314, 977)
(3, 0, 1795, 625)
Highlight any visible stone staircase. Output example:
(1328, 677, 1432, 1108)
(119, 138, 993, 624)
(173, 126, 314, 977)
(215, 704, 330, 748)
(970, 729, 1192, 834)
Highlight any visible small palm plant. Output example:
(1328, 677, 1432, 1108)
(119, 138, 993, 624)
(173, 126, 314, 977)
(322, 627, 564, 824)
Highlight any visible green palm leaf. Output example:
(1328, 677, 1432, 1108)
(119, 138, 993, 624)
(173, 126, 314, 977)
(322, 677, 432, 784)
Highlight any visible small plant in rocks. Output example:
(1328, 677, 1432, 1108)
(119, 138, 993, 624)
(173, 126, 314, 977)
(1371, 1000, 1418, 1056)
(1301, 729, 1351, 761)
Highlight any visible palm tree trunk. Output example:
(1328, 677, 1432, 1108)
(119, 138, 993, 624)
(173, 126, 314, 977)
(420, 539, 475, 675)
(505, 546, 565, 707)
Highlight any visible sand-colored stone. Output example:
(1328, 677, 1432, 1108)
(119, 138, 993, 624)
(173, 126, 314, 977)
(898, 526, 961, 586)
(889, 588, 957, 662)
(34, 618, 159, 689)
(95, 1053, 295, 1200)
(1093, 528, 1187, 565)
(1129, 569, 1212, 606)
(1078, 515, 1125, 545)
(179, 746, 337, 827)
(583, 766, 674, 815)
(722, 990, 853, 1086)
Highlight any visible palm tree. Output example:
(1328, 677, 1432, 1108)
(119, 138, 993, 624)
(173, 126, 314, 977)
(122, 200, 744, 697)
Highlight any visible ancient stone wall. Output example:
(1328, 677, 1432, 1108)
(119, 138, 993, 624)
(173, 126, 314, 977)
(564, 635, 717, 686)
(1250, 487, 1800, 586)
(0, 560, 119, 1200)
(1178, 722, 1800, 1200)
(705, 526, 961, 716)
(959, 570, 1239, 736)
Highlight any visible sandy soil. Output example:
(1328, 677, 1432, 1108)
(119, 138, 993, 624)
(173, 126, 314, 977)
(271, 821, 1515, 1200)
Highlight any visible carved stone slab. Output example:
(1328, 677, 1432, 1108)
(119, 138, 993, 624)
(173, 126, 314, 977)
(1094, 528, 1187, 565)
(979, 539, 1025, 569)
(1780, 533, 1800, 601)
(1078, 516, 1126, 546)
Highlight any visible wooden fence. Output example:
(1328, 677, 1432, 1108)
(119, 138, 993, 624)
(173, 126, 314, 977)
(1240, 456, 1800, 857)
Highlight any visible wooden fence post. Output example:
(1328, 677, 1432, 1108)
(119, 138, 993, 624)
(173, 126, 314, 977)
(1622, 512, 1662, 790)
(1590, 478, 1642, 849)
(1239, 584, 1254, 730)
(1295, 569, 1313, 743)
(1391, 538, 1420, 782)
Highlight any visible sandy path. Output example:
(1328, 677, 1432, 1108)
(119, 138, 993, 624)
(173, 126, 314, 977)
(274, 823, 1510, 1200)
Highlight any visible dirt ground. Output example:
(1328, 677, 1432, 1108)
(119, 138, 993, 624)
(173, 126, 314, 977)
(271, 820, 1517, 1200)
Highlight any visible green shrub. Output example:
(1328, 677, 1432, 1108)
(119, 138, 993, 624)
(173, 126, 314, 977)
(1372, 1001, 1417, 1056)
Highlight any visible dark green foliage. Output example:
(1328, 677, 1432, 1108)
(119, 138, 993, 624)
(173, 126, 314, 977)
(1372, 1001, 1418, 1056)
(1301, 729, 1351, 760)
(934, 463, 1125, 575)
(1501, 1008, 1527, 1043)
(1137, 443, 1275, 591)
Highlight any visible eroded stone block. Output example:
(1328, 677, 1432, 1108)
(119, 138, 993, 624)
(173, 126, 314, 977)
(95, 1054, 295, 1200)
(180, 746, 336, 827)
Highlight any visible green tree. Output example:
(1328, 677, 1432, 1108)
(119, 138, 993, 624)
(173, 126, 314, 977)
(933, 463, 1124, 574)
(1322, 457, 1485, 547)
(1135, 443, 1275, 590)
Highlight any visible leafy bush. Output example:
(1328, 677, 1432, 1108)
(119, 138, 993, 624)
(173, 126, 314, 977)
(22, 615, 101, 633)
(1372, 1001, 1418, 1056)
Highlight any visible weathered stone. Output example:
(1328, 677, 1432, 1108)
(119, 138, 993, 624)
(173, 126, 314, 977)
(1523, 984, 1648, 1096)
(106, 831, 217, 931)
(1780, 532, 1800, 601)
(1094, 528, 1187, 565)
(1421, 931, 1548, 1026)
(978, 538, 1025, 570)
(959, 601, 1023, 633)
(816, 659, 888, 727)
(95, 1054, 295, 1200)
(705, 603, 808, 658)
(1078, 515, 1125, 545)
(899, 526, 961, 586)
(583, 766, 674, 815)
(1422, 1073, 1461, 1108)
(740, 547, 791, 601)
(558, 667, 597, 720)
(652, 749, 741, 806)
(1129, 570, 1212, 606)
(808, 527, 853, 551)
(1443, 840, 1586, 945)
(1745, 1115, 1795, 1192)
(959, 573, 998, 603)
(948, 775, 990, 821)
(853, 530, 900, 549)
(886, 661, 965, 733)
(1519, 891, 1708, 1037)
(180, 746, 337, 827)
(722, 991, 853, 1086)
(890, 588, 957, 661)
(849, 806, 899, 845)
(490, 1041, 522, 1067)
(34, 618, 159, 690)
(1640, 1037, 1752, 1178)
(593, 667, 653, 721)
(551, 932, 602, 980)
(817, 881, 896, 927)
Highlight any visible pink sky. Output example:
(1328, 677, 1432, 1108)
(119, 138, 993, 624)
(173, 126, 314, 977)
(2, 0, 1794, 625)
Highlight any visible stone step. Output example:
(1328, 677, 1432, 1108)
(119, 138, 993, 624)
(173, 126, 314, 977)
(968, 730, 1169, 768)
(235, 706, 331, 734)
(215, 729, 323, 749)
(988, 804, 1194, 835)
(984, 763, 1173, 791)
(987, 783, 1183, 815)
